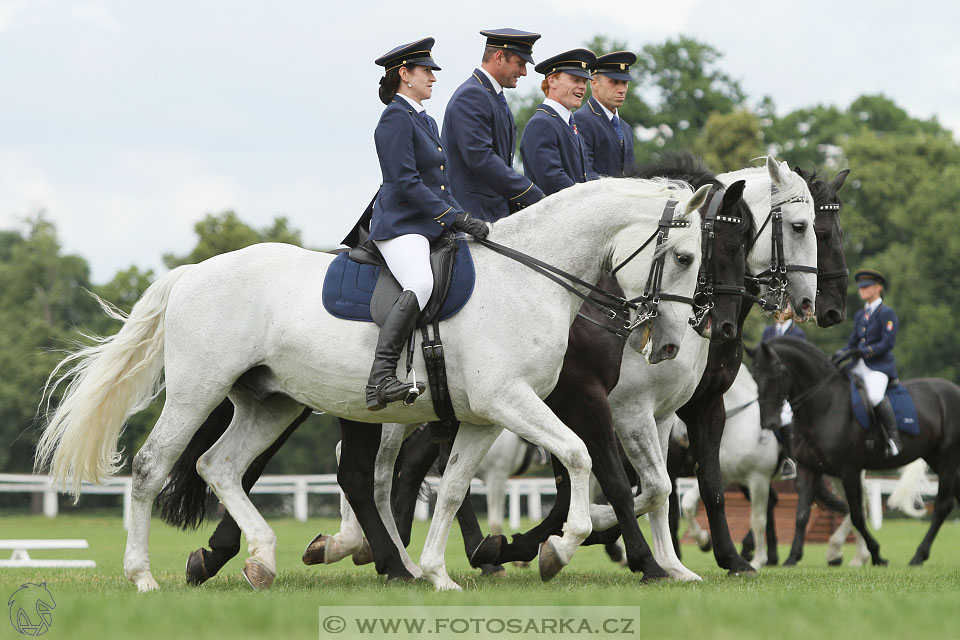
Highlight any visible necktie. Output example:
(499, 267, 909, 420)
(569, 114, 578, 135)
(419, 110, 437, 136)
(497, 91, 510, 114)
(864, 306, 871, 321)
(611, 114, 624, 144)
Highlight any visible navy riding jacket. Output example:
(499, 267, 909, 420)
(371, 97, 462, 242)
(520, 103, 589, 197)
(761, 322, 806, 343)
(845, 302, 899, 378)
(575, 96, 636, 178)
(441, 70, 543, 222)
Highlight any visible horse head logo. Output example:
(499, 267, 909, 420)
(7, 582, 56, 636)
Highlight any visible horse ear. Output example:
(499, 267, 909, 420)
(743, 343, 757, 359)
(766, 155, 783, 186)
(793, 166, 811, 181)
(722, 180, 746, 207)
(760, 340, 777, 362)
(684, 184, 712, 217)
(830, 168, 851, 192)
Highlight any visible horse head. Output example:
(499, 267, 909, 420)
(762, 156, 818, 322)
(705, 179, 750, 343)
(751, 340, 790, 432)
(616, 182, 710, 364)
(795, 167, 850, 327)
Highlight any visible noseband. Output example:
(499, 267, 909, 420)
(746, 182, 818, 313)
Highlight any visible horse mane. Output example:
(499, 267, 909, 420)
(769, 336, 837, 379)
(631, 151, 757, 252)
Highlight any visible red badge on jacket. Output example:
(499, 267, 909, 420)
(886, 320, 894, 331)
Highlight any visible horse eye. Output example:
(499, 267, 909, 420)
(676, 253, 692, 266)
(791, 223, 807, 233)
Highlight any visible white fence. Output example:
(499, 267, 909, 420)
(0, 473, 938, 532)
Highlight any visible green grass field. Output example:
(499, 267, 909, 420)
(3, 513, 960, 639)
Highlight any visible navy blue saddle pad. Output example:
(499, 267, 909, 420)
(850, 379, 920, 435)
(322, 238, 475, 322)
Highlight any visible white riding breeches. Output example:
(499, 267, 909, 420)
(374, 234, 434, 311)
(851, 359, 889, 406)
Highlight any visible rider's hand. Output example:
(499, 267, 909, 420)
(451, 212, 489, 240)
(831, 348, 852, 365)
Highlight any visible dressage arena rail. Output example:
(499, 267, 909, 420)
(0, 473, 938, 531)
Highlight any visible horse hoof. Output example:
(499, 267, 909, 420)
(480, 564, 506, 577)
(874, 557, 889, 567)
(827, 557, 843, 567)
(512, 561, 531, 569)
(538, 538, 565, 582)
(470, 535, 505, 567)
(727, 561, 756, 576)
(302, 534, 329, 566)
(242, 559, 275, 590)
(908, 556, 924, 567)
(352, 538, 374, 566)
(386, 569, 416, 583)
(185, 548, 210, 586)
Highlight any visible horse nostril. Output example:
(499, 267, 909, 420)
(662, 343, 678, 359)
(801, 298, 814, 314)
(721, 321, 737, 340)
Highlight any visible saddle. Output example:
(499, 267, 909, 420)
(849, 374, 919, 436)
(347, 226, 462, 327)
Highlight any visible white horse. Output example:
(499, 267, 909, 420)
(588, 157, 818, 580)
(476, 430, 545, 535)
(36, 177, 710, 592)
(322, 157, 818, 582)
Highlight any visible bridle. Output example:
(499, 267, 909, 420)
(746, 182, 818, 313)
(812, 200, 849, 286)
(686, 185, 746, 334)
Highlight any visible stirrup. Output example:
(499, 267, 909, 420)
(886, 439, 901, 458)
(365, 376, 426, 411)
(778, 457, 797, 481)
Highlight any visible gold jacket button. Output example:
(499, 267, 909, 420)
(438, 146, 443, 151)
(440, 185, 445, 190)
(440, 164, 444, 170)
(439, 222, 445, 226)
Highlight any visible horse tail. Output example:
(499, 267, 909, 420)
(886, 458, 928, 518)
(156, 399, 235, 530)
(35, 265, 193, 498)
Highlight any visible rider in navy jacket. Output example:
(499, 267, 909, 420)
(365, 37, 488, 412)
(441, 29, 544, 222)
(833, 268, 901, 456)
(575, 51, 637, 178)
(520, 48, 596, 196)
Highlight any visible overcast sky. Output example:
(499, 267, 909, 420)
(2, 1, 958, 283)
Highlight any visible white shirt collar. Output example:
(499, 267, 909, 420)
(776, 319, 793, 335)
(543, 98, 572, 124)
(478, 67, 503, 95)
(865, 297, 882, 314)
(397, 93, 424, 113)
(595, 98, 618, 121)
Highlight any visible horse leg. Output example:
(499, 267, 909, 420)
(908, 459, 959, 566)
(390, 426, 440, 548)
(419, 422, 503, 591)
(125, 393, 229, 592)
(484, 467, 508, 536)
(189, 407, 311, 585)
(433, 434, 505, 575)
(765, 485, 779, 565)
(668, 478, 682, 560)
(784, 465, 817, 566)
(194, 392, 305, 589)
(336, 421, 416, 581)
(839, 469, 887, 566)
(746, 474, 770, 570)
(679, 483, 710, 552)
(826, 514, 851, 566)
(681, 396, 754, 574)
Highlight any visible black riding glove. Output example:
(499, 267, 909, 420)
(830, 348, 852, 365)
(451, 212, 489, 240)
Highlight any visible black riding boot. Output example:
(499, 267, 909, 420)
(874, 397, 901, 457)
(776, 423, 797, 480)
(366, 290, 426, 411)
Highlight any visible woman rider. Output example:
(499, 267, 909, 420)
(368, 37, 488, 410)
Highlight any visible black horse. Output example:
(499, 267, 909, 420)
(751, 337, 960, 566)
(157, 153, 753, 585)
(666, 166, 851, 567)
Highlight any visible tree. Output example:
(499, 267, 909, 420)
(697, 109, 764, 172)
(163, 211, 303, 268)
